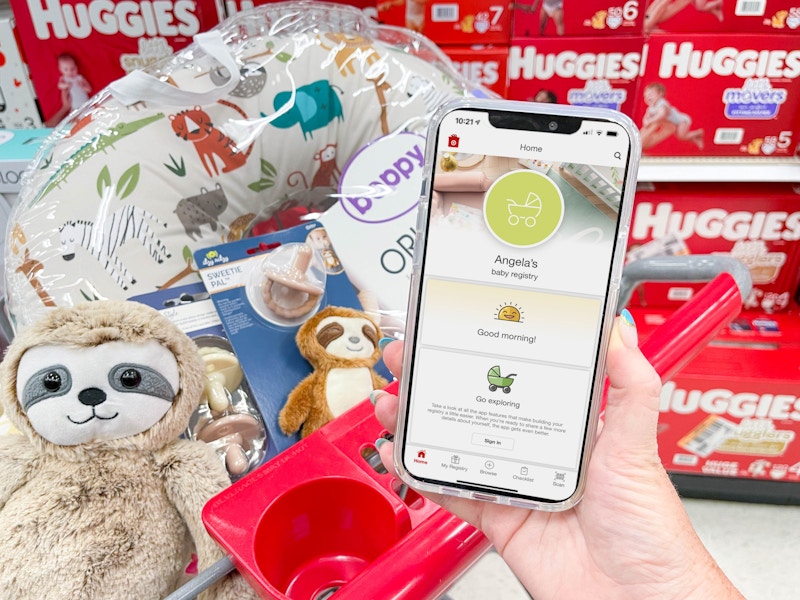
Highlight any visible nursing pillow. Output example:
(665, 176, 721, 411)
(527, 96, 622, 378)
(5, 1, 478, 329)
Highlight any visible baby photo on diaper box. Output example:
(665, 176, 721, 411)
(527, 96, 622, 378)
(635, 33, 800, 157)
(9, 0, 223, 126)
(195, 220, 391, 460)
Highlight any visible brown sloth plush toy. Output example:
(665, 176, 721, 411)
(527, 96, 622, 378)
(0, 300, 256, 600)
(279, 306, 389, 438)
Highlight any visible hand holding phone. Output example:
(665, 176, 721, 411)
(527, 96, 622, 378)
(393, 98, 640, 511)
(375, 322, 744, 600)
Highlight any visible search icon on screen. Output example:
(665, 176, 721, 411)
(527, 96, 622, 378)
(613, 151, 622, 160)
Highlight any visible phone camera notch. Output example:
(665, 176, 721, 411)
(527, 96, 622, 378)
(548, 121, 558, 131)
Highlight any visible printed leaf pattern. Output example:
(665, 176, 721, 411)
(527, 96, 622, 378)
(97, 166, 112, 198)
(248, 159, 278, 192)
(97, 164, 141, 199)
(116, 164, 140, 199)
(165, 154, 186, 177)
(79, 289, 101, 302)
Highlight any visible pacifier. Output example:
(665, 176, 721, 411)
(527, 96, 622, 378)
(198, 346, 243, 413)
(247, 242, 326, 326)
(191, 339, 267, 480)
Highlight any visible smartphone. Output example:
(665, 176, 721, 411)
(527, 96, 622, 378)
(393, 98, 641, 511)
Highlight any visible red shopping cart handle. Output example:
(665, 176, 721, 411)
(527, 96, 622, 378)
(637, 272, 744, 383)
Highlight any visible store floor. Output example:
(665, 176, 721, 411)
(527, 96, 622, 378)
(443, 498, 800, 600)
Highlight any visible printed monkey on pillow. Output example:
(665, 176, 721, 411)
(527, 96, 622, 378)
(279, 306, 388, 438)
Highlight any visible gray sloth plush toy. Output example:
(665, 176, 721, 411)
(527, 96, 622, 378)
(0, 300, 256, 600)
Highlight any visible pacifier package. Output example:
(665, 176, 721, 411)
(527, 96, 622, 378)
(196, 220, 391, 460)
(130, 283, 268, 480)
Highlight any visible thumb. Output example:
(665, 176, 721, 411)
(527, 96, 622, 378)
(600, 309, 664, 456)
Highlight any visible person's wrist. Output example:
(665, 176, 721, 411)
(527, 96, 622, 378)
(644, 481, 745, 600)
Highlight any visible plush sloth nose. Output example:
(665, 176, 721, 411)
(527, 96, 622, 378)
(78, 387, 107, 406)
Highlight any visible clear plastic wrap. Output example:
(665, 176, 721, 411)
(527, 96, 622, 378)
(5, 1, 485, 330)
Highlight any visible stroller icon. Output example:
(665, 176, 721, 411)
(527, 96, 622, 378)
(507, 192, 542, 228)
(487, 366, 517, 394)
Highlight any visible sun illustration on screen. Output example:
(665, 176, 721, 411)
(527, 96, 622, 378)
(495, 302, 524, 323)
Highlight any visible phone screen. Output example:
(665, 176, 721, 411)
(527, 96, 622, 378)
(399, 103, 636, 506)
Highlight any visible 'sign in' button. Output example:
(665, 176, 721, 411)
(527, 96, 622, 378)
(472, 432, 514, 451)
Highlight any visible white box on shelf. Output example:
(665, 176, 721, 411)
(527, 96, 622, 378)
(0, 6, 42, 129)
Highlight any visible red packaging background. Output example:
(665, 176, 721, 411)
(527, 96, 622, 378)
(439, 44, 509, 97)
(634, 33, 800, 157)
(512, 0, 646, 37)
(626, 182, 800, 313)
(10, 0, 223, 125)
(643, 0, 800, 34)
(632, 307, 800, 483)
(224, 0, 384, 17)
(507, 35, 644, 116)
(378, 0, 512, 45)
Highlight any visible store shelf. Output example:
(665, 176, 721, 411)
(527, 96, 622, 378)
(638, 157, 800, 183)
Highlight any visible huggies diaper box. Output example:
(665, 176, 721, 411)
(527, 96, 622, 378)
(222, 0, 392, 20)
(9, 0, 223, 126)
(626, 182, 800, 314)
(512, 0, 646, 37)
(440, 44, 509, 97)
(632, 307, 800, 503)
(506, 35, 645, 116)
(635, 33, 800, 157)
(377, 0, 513, 45)
(644, 0, 800, 34)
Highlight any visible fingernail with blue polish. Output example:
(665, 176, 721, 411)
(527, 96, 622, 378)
(375, 437, 388, 450)
(378, 337, 394, 352)
(369, 390, 385, 406)
(619, 308, 638, 349)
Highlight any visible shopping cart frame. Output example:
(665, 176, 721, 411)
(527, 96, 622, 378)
(172, 256, 752, 600)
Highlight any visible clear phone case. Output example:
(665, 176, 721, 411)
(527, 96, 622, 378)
(393, 97, 641, 511)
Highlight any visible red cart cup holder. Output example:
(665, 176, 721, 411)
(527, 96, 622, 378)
(253, 477, 410, 599)
(203, 381, 491, 600)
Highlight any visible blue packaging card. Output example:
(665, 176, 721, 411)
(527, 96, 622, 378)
(129, 282, 225, 339)
(195, 221, 388, 460)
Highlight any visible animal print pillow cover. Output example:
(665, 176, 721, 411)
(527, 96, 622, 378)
(6, 2, 477, 327)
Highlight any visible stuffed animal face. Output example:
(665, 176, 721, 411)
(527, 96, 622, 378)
(294, 306, 383, 370)
(0, 300, 205, 457)
(17, 340, 180, 446)
(315, 315, 379, 361)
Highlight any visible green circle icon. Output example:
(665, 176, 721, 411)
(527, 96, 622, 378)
(484, 170, 564, 247)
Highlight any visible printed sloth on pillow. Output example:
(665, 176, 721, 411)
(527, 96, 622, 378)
(279, 306, 388, 438)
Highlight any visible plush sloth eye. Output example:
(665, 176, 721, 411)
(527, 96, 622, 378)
(21, 365, 72, 412)
(108, 364, 175, 402)
(119, 368, 142, 388)
(43, 371, 63, 391)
